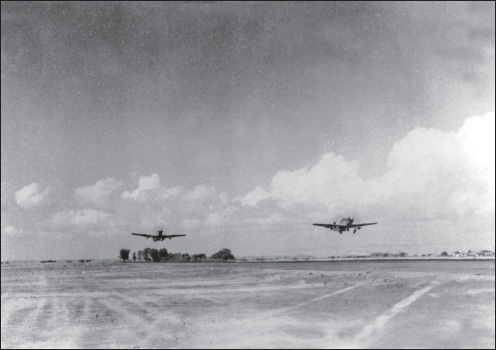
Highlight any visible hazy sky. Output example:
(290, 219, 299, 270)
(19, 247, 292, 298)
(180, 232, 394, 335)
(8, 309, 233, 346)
(2, 2, 494, 260)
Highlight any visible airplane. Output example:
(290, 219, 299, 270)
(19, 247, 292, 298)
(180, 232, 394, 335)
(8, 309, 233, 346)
(131, 229, 186, 242)
(313, 217, 377, 234)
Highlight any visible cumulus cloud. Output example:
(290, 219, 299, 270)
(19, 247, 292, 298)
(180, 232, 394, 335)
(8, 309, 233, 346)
(245, 112, 495, 221)
(36, 110, 494, 238)
(15, 183, 51, 209)
(377, 112, 494, 219)
(1, 216, 17, 236)
(75, 177, 123, 208)
(122, 173, 161, 201)
(205, 205, 238, 227)
(185, 185, 217, 202)
(51, 209, 114, 228)
(158, 186, 184, 200)
(270, 153, 365, 213)
(205, 212, 225, 227)
(118, 174, 229, 231)
(119, 173, 182, 228)
(241, 187, 271, 207)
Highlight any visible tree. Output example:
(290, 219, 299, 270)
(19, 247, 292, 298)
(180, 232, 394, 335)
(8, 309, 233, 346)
(211, 248, 235, 261)
(168, 253, 182, 261)
(143, 248, 151, 261)
(159, 248, 168, 261)
(192, 254, 206, 262)
(132, 252, 136, 261)
(150, 249, 160, 262)
(440, 251, 449, 256)
(182, 253, 191, 262)
(137, 250, 143, 261)
(119, 249, 130, 262)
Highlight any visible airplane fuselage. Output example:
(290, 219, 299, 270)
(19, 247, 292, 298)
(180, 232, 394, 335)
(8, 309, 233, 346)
(151, 230, 173, 241)
(331, 217, 354, 233)
(313, 217, 377, 235)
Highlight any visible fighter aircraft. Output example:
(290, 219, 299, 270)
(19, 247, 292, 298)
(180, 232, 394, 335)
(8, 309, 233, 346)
(131, 229, 186, 242)
(313, 217, 377, 234)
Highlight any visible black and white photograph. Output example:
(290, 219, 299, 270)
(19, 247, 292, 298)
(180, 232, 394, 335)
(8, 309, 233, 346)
(1, 1, 494, 348)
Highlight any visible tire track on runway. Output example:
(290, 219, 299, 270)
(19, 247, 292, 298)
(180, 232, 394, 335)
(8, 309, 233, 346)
(6, 298, 46, 346)
(110, 293, 156, 323)
(1, 298, 37, 340)
(106, 292, 187, 346)
(34, 298, 54, 330)
(267, 283, 363, 317)
(0, 295, 13, 330)
(95, 296, 183, 348)
(68, 297, 86, 324)
(95, 298, 151, 341)
(74, 297, 121, 348)
(354, 281, 440, 347)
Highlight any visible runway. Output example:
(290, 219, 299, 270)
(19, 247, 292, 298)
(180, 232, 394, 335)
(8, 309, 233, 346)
(1, 259, 494, 348)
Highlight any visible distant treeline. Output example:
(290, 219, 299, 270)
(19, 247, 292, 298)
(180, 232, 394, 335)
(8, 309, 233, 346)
(369, 249, 495, 258)
(39, 259, 92, 263)
(369, 252, 409, 258)
(119, 248, 235, 262)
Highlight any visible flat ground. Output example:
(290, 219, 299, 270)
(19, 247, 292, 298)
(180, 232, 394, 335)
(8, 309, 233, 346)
(1, 260, 494, 349)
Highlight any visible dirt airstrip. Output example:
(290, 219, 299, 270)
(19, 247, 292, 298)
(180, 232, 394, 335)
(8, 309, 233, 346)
(1, 260, 494, 348)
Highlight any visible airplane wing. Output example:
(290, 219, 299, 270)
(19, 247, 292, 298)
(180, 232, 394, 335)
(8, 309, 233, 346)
(349, 222, 378, 227)
(313, 223, 347, 228)
(163, 234, 186, 238)
(131, 233, 154, 238)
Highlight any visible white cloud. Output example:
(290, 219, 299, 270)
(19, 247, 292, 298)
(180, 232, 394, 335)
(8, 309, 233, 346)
(15, 183, 51, 209)
(268, 152, 365, 214)
(205, 205, 238, 227)
(241, 187, 271, 207)
(185, 185, 217, 202)
(247, 112, 495, 222)
(119, 173, 177, 229)
(4, 225, 16, 235)
(158, 186, 183, 200)
(42, 111, 493, 238)
(205, 212, 225, 227)
(75, 177, 123, 208)
(51, 209, 114, 228)
(117, 175, 227, 231)
(122, 173, 161, 201)
(1, 216, 17, 236)
(377, 112, 495, 219)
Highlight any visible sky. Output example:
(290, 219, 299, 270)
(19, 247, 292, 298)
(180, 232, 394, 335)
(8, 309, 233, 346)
(1, 2, 494, 260)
